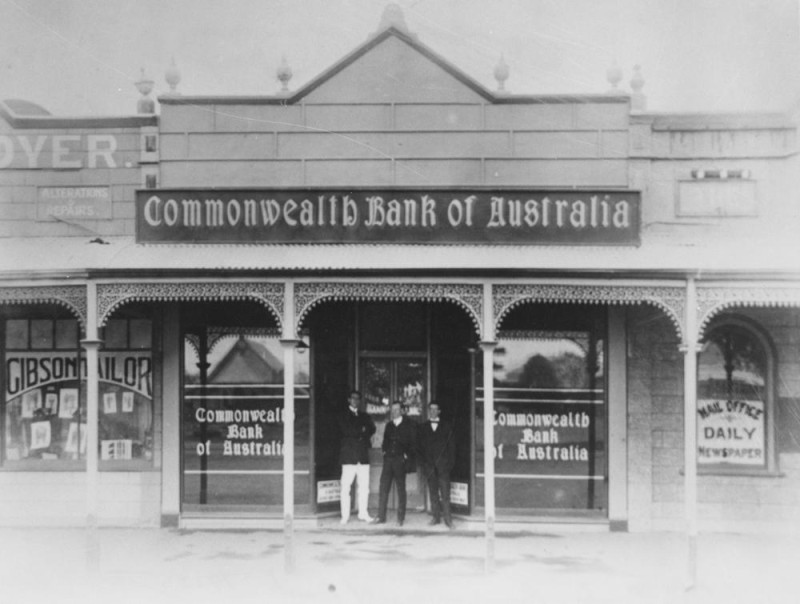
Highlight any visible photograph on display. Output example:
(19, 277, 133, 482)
(45, 393, 58, 414)
(121, 391, 134, 413)
(21, 389, 41, 418)
(30, 421, 52, 450)
(58, 388, 79, 419)
(65, 422, 87, 455)
(103, 392, 118, 414)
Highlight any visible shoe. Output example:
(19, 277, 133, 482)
(428, 518, 441, 526)
(397, 519, 404, 527)
(372, 518, 386, 524)
(339, 518, 349, 525)
(358, 515, 375, 523)
(444, 518, 454, 529)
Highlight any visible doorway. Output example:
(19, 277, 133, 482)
(360, 355, 427, 510)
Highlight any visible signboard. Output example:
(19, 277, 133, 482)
(450, 482, 469, 506)
(317, 480, 341, 503)
(697, 399, 765, 466)
(136, 189, 640, 245)
(37, 186, 111, 221)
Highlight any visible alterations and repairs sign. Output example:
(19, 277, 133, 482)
(37, 186, 111, 221)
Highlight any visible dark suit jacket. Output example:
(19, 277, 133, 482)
(338, 408, 375, 465)
(418, 420, 455, 473)
(381, 417, 415, 463)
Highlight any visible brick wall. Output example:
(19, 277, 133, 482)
(626, 305, 800, 533)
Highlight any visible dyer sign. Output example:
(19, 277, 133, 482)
(136, 189, 640, 245)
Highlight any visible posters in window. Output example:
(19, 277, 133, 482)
(65, 422, 87, 455)
(30, 421, 51, 450)
(45, 393, 58, 414)
(697, 398, 765, 466)
(58, 388, 79, 419)
(103, 392, 117, 414)
(22, 389, 41, 418)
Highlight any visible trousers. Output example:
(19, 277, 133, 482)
(426, 466, 452, 523)
(340, 463, 370, 521)
(377, 456, 406, 522)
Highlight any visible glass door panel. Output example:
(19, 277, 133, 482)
(360, 356, 426, 510)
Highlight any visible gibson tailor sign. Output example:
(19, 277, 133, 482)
(135, 189, 640, 245)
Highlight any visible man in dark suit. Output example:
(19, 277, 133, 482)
(418, 401, 455, 528)
(338, 390, 375, 524)
(375, 401, 415, 526)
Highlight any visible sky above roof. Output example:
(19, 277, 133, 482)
(1, 0, 798, 116)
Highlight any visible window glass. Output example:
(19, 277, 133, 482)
(6, 320, 28, 349)
(95, 317, 154, 464)
(104, 319, 127, 349)
(55, 320, 78, 350)
(698, 324, 768, 468)
(4, 317, 83, 464)
(3, 315, 155, 468)
(182, 330, 310, 507)
(477, 329, 607, 512)
(129, 319, 152, 349)
(30, 320, 53, 349)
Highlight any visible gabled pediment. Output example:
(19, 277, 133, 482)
(291, 27, 493, 104)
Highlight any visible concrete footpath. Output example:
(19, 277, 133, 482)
(1, 515, 798, 604)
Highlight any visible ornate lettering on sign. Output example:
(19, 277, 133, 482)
(136, 189, 640, 245)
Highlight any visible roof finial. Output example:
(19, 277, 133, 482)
(494, 55, 510, 94)
(377, 3, 409, 34)
(606, 60, 622, 93)
(135, 68, 155, 114)
(165, 57, 181, 96)
(630, 64, 646, 111)
(277, 55, 293, 94)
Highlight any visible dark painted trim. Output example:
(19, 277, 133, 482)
(0, 103, 157, 129)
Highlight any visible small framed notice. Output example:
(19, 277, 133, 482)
(316, 480, 341, 503)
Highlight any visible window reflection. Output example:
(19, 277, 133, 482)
(698, 323, 768, 468)
(477, 328, 607, 512)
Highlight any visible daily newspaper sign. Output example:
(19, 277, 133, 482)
(697, 398, 765, 466)
(136, 189, 640, 245)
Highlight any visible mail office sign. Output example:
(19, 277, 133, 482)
(136, 189, 640, 245)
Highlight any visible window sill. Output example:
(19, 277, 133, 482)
(1, 461, 156, 472)
(680, 467, 784, 478)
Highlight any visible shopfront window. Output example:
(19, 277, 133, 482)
(477, 304, 608, 514)
(182, 329, 310, 509)
(2, 311, 155, 469)
(698, 321, 772, 471)
(95, 317, 154, 466)
(4, 316, 83, 468)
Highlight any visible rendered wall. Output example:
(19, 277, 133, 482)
(626, 306, 800, 533)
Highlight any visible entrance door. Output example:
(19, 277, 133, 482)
(360, 356, 426, 510)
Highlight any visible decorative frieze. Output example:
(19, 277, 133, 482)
(295, 282, 483, 337)
(97, 282, 284, 328)
(697, 284, 800, 339)
(494, 283, 686, 341)
(0, 285, 87, 330)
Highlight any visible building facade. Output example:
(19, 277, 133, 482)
(2, 18, 800, 533)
